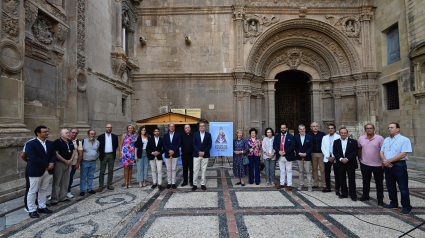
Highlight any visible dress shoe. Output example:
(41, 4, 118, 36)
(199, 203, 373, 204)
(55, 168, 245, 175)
(241, 183, 245, 186)
(201, 185, 207, 190)
(97, 187, 103, 192)
(38, 208, 53, 214)
(236, 182, 242, 185)
(322, 188, 331, 193)
(277, 184, 285, 189)
(88, 190, 96, 194)
(249, 183, 254, 185)
(338, 195, 348, 199)
(181, 182, 187, 187)
(378, 200, 384, 206)
(400, 207, 412, 215)
(172, 184, 177, 189)
(151, 184, 157, 189)
(79, 192, 85, 196)
(192, 186, 197, 191)
(158, 185, 163, 189)
(167, 184, 172, 189)
(286, 186, 293, 191)
(383, 204, 399, 209)
(312, 186, 319, 188)
(61, 198, 71, 202)
(50, 202, 58, 206)
(335, 190, 341, 196)
(359, 196, 370, 201)
(190, 183, 194, 187)
(351, 197, 358, 201)
(29, 211, 39, 218)
(256, 183, 259, 185)
(108, 185, 114, 190)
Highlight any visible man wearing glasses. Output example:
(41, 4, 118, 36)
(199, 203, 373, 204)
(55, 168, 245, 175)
(358, 123, 384, 206)
(68, 128, 83, 198)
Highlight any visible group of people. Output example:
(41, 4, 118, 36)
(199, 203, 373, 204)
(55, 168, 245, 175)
(21, 120, 413, 219)
(232, 122, 413, 215)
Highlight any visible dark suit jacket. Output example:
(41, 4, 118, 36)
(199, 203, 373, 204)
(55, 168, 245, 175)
(25, 139, 56, 177)
(273, 132, 296, 161)
(97, 133, 119, 161)
(295, 134, 314, 161)
(334, 138, 359, 169)
(146, 137, 164, 160)
(192, 131, 212, 158)
(163, 132, 181, 158)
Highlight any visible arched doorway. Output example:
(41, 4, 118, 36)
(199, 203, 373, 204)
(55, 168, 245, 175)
(275, 71, 311, 134)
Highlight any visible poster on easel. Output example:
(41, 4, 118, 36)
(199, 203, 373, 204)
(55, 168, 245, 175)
(210, 122, 233, 156)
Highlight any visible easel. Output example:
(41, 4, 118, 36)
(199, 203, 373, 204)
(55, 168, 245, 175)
(214, 156, 232, 168)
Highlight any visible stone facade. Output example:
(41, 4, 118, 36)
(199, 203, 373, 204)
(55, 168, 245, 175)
(0, 0, 424, 202)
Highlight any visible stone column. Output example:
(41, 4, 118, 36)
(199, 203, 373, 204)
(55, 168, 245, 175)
(333, 93, 342, 127)
(126, 29, 135, 59)
(256, 94, 263, 134)
(265, 79, 277, 129)
(361, 7, 374, 71)
(243, 90, 251, 134)
(232, 5, 245, 72)
(310, 80, 322, 124)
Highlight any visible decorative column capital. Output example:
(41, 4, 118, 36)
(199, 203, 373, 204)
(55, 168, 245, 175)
(232, 5, 245, 21)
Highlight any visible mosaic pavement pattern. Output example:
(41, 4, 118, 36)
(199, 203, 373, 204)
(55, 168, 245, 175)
(1, 162, 425, 238)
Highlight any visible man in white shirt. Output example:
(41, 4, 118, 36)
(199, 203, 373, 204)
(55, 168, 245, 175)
(97, 124, 119, 192)
(321, 124, 341, 194)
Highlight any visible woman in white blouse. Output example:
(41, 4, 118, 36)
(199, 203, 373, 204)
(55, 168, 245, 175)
(262, 128, 276, 186)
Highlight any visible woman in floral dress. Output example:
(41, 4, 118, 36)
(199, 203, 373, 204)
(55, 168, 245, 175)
(247, 128, 262, 185)
(119, 124, 136, 188)
(233, 129, 249, 186)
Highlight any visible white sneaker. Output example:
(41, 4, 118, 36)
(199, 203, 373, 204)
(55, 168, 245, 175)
(67, 192, 74, 198)
(48, 196, 51, 200)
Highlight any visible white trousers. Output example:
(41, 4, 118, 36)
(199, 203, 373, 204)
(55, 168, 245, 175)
(297, 160, 312, 187)
(28, 170, 52, 212)
(150, 158, 163, 185)
(166, 157, 178, 184)
(193, 157, 208, 186)
(279, 156, 292, 186)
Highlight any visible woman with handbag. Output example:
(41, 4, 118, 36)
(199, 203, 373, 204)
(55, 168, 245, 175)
(233, 129, 249, 186)
(262, 128, 276, 186)
(247, 128, 262, 185)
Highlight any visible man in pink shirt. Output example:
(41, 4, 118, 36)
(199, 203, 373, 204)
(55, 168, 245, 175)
(358, 123, 385, 206)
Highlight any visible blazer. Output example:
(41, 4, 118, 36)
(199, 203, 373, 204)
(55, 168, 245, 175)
(192, 131, 212, 158)
(321, 133, 341, 163)
(295, 134, 314, 161)
(163, 132, 181, 158)
(146, 137, 165, 160)
(273, 132, 296, 161)
(334, 138, 359, 169)
(25, 139, 56, 177)
(97, 133, 119, 161)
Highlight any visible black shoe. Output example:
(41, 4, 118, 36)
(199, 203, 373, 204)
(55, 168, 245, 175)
(60, 198, 71, 202)
(29, 211, 39, 218)
(322, 188, 331, 193)
(181, 182, 187, 187)
(241, 183, 245, 186)
(378, 200, 384, 206)
(79, 192, 85, 196)
(167, 184, 171, 189)
(151, 184, 158, 189)
(359, 196, 370, 201)
(38, 208, 53, 214)
(335, 190, 341, 196)
(338, 195, 348, 199)
(158, 185, 163, 189)
(192, 186, 197, 191)
(351, 197, 358, 201)
(172, 184, 177, 189)
(50, 202, 58, 206)
(236, 182, 242, 185)
(190, 183, 194, 187)
(249, 183, 254, 185)
(256, 183, 259, 185)
(201, 185, 207, 190)
(88, 190, 96, 194)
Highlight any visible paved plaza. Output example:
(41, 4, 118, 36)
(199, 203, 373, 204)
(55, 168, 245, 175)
(1, 161, 425, 238)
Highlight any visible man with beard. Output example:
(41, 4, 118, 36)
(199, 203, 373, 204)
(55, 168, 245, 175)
(273, 123, 296, 191)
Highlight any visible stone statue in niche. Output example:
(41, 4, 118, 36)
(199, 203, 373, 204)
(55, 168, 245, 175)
(326, 15, 361, 42)
(32, 15, 55, 45)
(346, 20, 355, 32)
(249, 21, 257, 33)
(243, 14, 279, 44)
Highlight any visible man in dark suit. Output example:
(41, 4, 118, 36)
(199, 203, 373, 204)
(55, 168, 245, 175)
(181, 124, 194, 187)
(163, 123, 182, 189)
(97, 124, 119, 192)
(334, 127, 359, 201)
(146, 128, 165, 189)
(273, 123, 296, 191)
(192, 122, 212, 191)
(295, 124, 314, 192)
(25, 125, 56, 218)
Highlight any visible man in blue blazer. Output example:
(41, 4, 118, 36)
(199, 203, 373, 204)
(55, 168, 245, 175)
(163, 123, 181, 189)
(334, 127, 359, 201)
(192, 122, 212, 191)
(273, 123, 296, 191)
(295, 124, 314, 192)
(97, 124, 119, 191)
(25, 125, 56, 218)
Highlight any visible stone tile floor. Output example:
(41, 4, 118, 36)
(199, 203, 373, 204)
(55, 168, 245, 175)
(1, 160, 425, 237)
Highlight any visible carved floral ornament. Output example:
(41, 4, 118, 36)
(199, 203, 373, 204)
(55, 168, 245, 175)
(326, 15, 361, 43)
(2, 0, 20, 42)
(243, 14, 279, 44)
(32, 15, 55, 45)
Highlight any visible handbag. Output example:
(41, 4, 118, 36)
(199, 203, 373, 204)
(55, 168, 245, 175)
(259, 161, 265, 171)
(243, 155, 250, 165)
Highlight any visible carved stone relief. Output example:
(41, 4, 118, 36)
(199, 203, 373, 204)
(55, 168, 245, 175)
(0, 40, 24, 73)
(25, 1, 37, 31)
(31, 0, 66, 22)
(32, 15, 54, 45)
(243, 14, 279, 44)
(2, 0, 20, 42)
(245, 0, 362, 7)
(77, 0, 85, 69)
(326, 15, 361, 43)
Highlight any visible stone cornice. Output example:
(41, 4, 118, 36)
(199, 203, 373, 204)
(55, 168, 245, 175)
(132, 73, 234, 81)
(137, 6, 233, 16)
(87, 68, 133, 95)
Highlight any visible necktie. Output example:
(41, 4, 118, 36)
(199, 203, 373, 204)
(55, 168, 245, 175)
(280, 134, 285, 151)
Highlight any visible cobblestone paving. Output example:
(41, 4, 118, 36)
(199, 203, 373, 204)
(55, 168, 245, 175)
(1, 163, 425, 238)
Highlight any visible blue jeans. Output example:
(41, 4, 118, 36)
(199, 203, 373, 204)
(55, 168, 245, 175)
(384, 161, 411, 209)
(137, 150, 149, 182)
(264, 159, 276, 183)
(80, 160, 96, 192)
(248, 155, 261, 184)
(68, 165, 76, 193)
